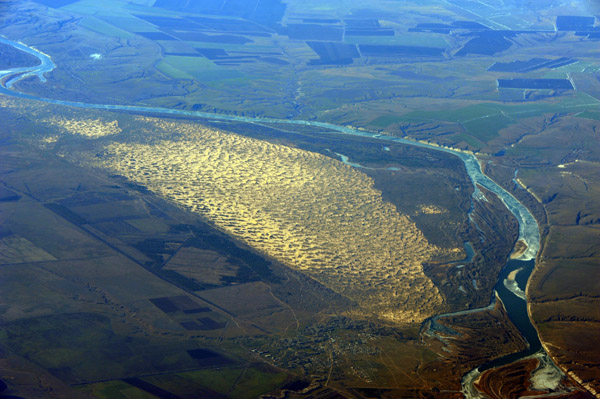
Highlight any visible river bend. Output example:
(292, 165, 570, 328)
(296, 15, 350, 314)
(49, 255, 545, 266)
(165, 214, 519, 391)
(0, 36, 548, 396)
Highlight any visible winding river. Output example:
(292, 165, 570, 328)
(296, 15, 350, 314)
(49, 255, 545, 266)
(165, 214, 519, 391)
(0, 36, 551, 397)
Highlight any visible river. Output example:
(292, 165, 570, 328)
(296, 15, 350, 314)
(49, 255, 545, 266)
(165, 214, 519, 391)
(0, 36, 552, 397)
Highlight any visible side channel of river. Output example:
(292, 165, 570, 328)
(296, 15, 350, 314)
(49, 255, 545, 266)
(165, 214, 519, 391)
(0, 36, 554, 397)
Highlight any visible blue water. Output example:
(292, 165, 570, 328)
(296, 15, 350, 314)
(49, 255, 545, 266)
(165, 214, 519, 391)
(479, 259, 539, 372)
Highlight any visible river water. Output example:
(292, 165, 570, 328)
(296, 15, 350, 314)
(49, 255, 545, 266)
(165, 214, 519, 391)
(0, 36, 551, 396)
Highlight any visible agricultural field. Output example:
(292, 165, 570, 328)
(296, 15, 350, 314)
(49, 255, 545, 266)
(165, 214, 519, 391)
(1, 0, 600, 397)
(3, 0, 598, 124)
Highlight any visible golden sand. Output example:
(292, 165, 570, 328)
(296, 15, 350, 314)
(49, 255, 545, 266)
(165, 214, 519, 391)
(83, 117, 445, 322)
(42, 116, 121, 138)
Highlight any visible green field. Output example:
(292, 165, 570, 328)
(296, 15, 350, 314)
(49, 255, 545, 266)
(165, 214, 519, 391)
(62, 0, 133, 14)
(79, 16, 137, 39)
(344, 32, 449, 48)
(578, 110, 600, 120)
(77, 380, 157, 399)
(98, 15, 159, 32)
(367, 114, 412, 127)
(157, 56, 245, 82)
(461, 113, 515, 141)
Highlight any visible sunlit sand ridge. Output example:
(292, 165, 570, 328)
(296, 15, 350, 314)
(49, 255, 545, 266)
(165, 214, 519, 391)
(91, 117, 444, 322)
(43, 116, 121, 138)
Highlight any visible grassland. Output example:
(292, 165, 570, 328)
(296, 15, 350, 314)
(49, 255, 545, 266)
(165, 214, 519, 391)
(471, 110, 600, 396)
(77, 365, 287, 399)
(0, 235, 57, 264)
(395, 94, 600, 153)
(78, 16, 136, 39)
(517, 157, 600, 395)
(158, 55, 245, 82)
(76, 380, 155, 399)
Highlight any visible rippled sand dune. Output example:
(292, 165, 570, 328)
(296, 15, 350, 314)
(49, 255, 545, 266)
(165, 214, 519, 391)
(86, 117, 444, 322)
(42, 116, 121, 138)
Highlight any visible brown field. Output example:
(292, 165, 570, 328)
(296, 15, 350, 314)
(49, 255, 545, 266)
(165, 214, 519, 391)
(200, 282, 299, 333)
(163, 247, 241, 286)
(0, 235, 57, 264)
